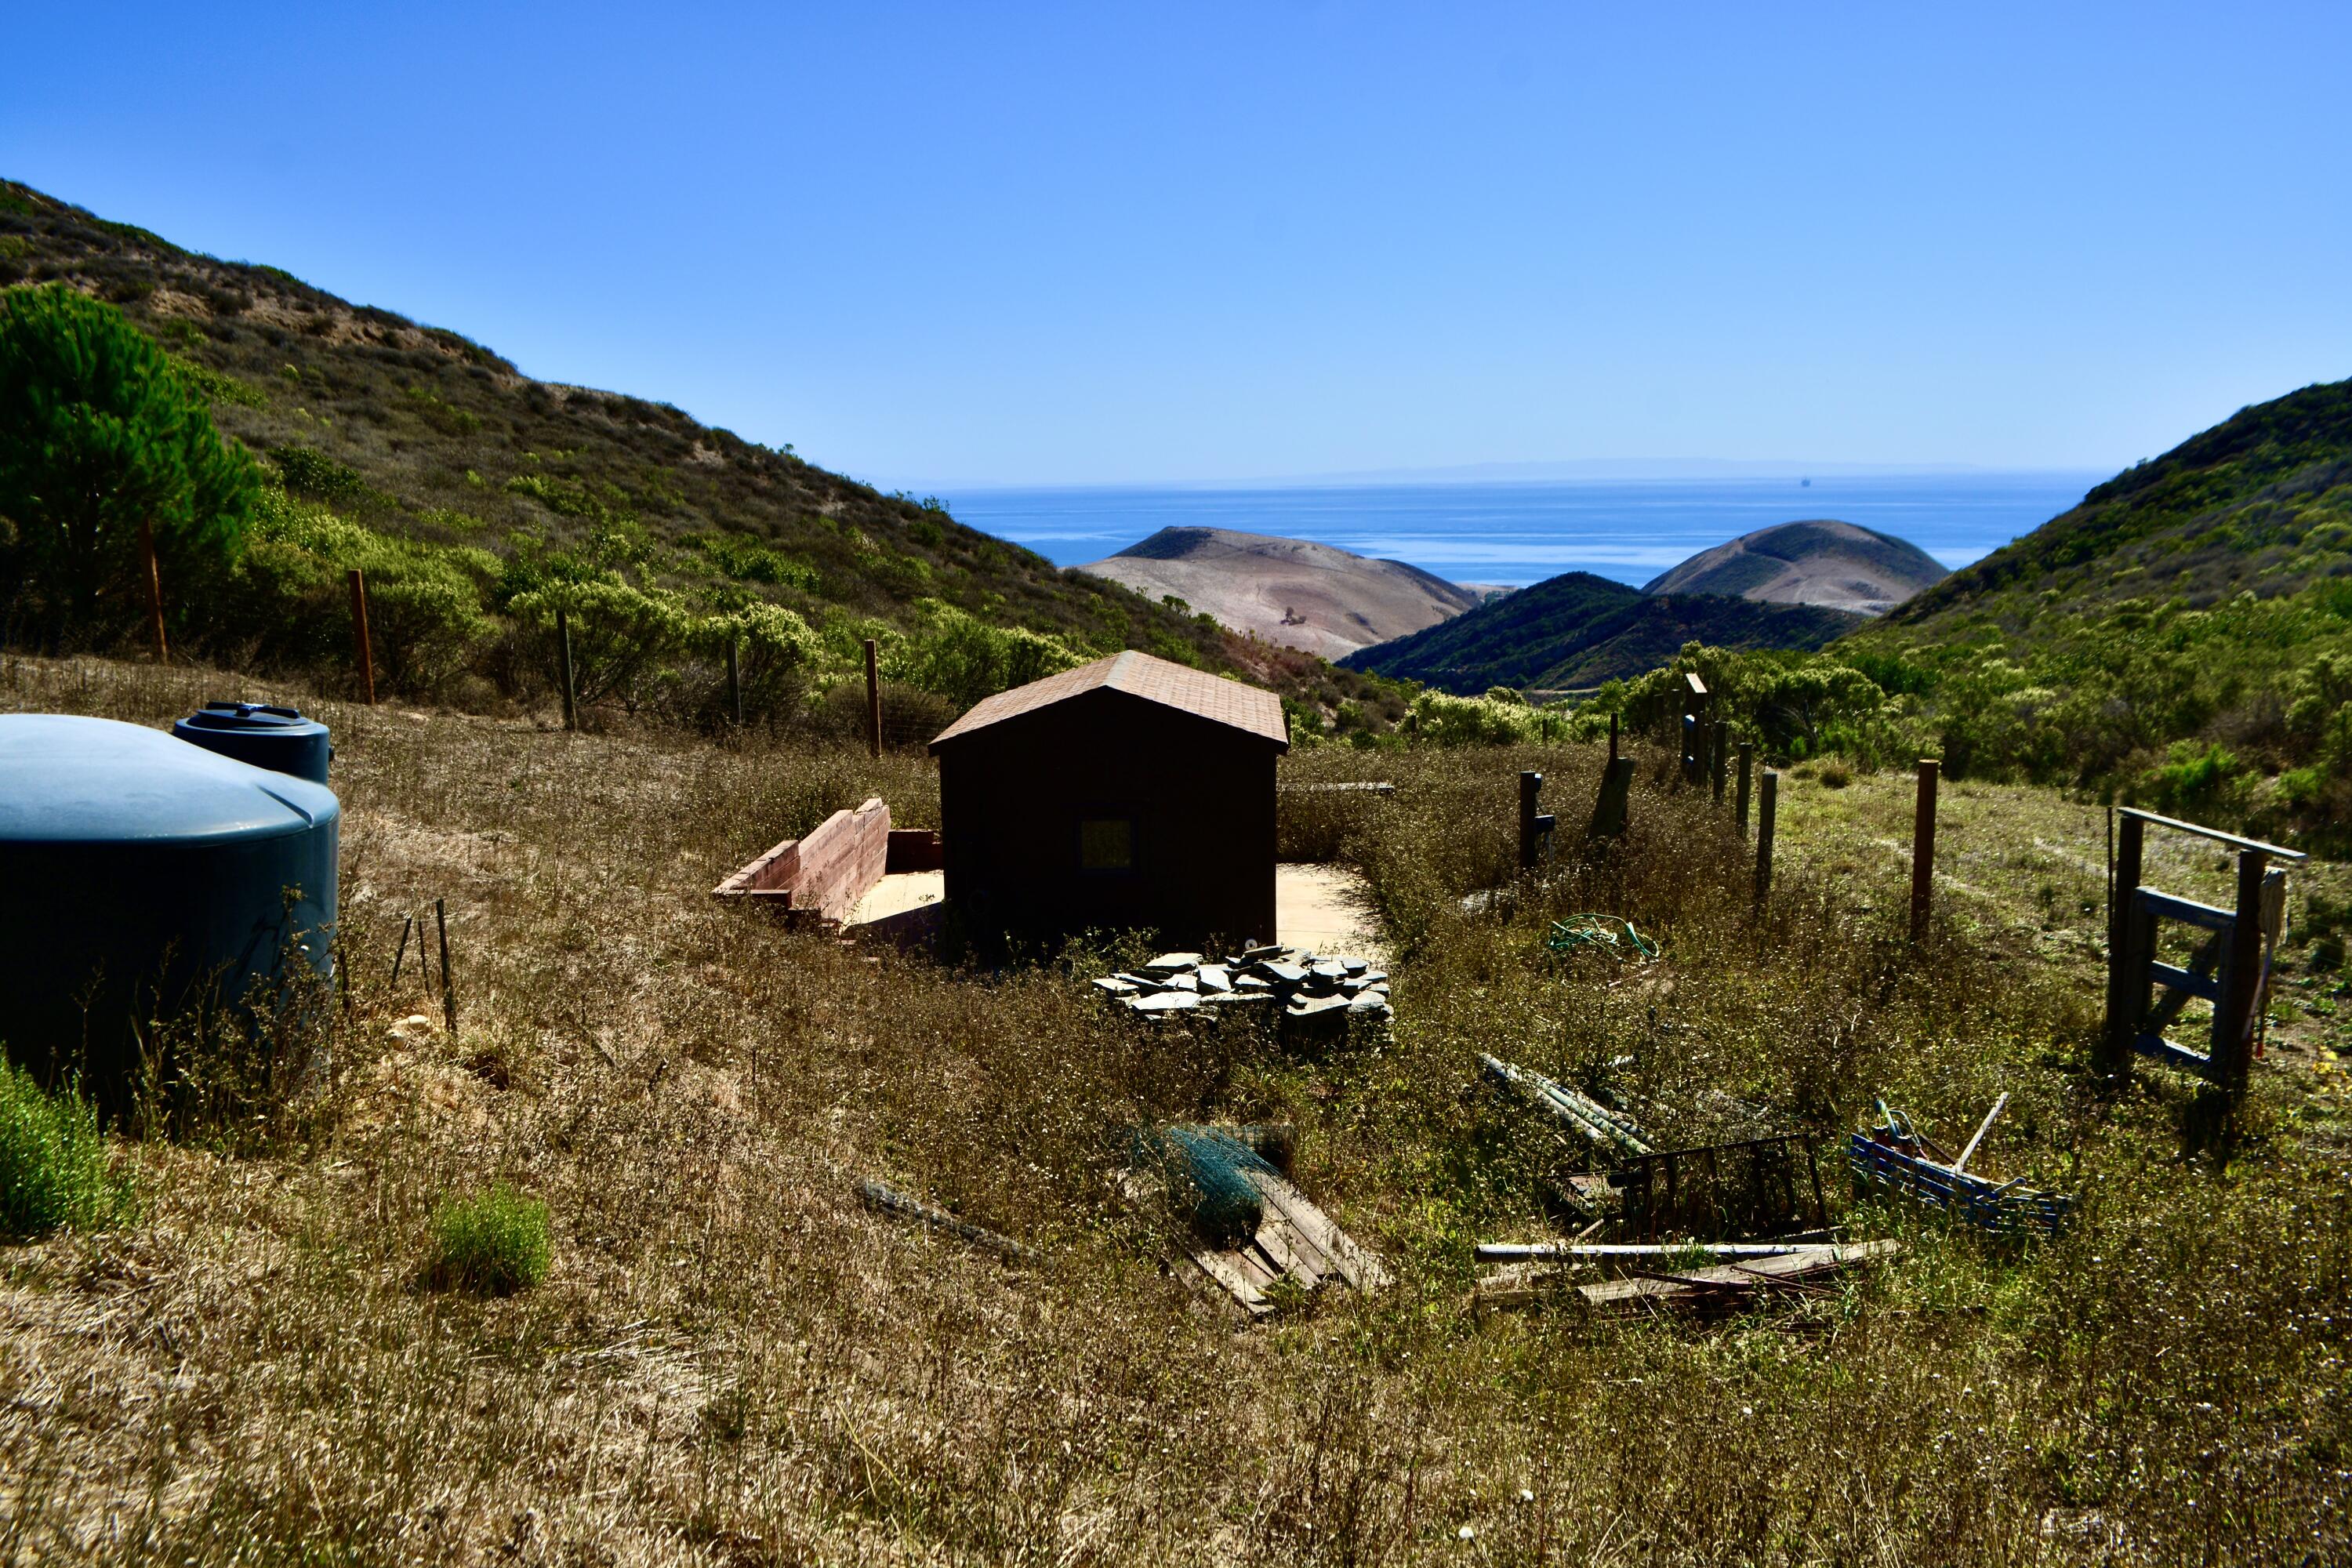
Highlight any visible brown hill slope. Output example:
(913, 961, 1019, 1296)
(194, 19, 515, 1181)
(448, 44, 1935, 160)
(1642, 519, 1947, 615)
(0, 177, 1417, 719)
(1076, 527, 1486, 659)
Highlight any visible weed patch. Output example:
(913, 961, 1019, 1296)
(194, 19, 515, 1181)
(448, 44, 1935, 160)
(426, 1185, 550, 1295)
(0, 1062, 127, 1241)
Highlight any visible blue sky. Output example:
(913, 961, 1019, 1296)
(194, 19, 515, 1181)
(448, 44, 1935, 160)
(7, 2, 2348, 488)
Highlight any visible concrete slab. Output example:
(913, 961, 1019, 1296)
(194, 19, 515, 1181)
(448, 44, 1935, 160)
(849, 870, 944, 926)
(843, 863, 1385, 960)
(1277, 862, 1385, 961)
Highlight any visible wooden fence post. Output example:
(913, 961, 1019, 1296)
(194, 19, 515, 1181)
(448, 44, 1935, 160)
(1608, 711, 1619, 764)
(1711, 720, 1730, 804)
(1911, 758, 1940, 942)
(1682, 673, 1710, 786)
(1736, 742, 1755, 833)
(137, 518, 169, 664)
(556, 607, 577, 731)
(1519, 771, 1542, 870)
(2099, 811, 2146, 1079)
(1588, 756, 1635, 839)
(1754, 769, 1778, 909)
(2214, 847, 2270, 1098)
(347, 568, 377, 706)
(864, 637, 882, 759)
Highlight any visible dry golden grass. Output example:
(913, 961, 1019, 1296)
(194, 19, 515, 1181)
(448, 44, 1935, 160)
(0, 655, 2347, 1565)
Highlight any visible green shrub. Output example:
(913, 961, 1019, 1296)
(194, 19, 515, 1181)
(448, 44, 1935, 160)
(168, 352, 268, 409)
(506, 574, 693, 709)
(270, 445, 372, 506)
(426, 1185, 550, 1295)
(1405, 689, 1544, 746)
(235, 492, 497, 692)
(692, 534, 821, 591)
(884, 600, 1086, 709)
(0, 1062, 126, 1243)
(505, 473, 604, 520)
(2136, 741, 2253, 822)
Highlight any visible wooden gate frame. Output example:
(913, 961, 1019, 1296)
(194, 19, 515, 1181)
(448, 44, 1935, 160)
(2100, 808, 2301, 1097)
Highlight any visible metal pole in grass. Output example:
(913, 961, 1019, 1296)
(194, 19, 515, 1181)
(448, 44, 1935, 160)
(864, 637, 882, 760)
(435, 898, 457, 1037)
(1755, 769, 1778, 910)
(347, 568, 377, 706)
(1609, 711, 1619, 764)
(557, 607, 578, 731)
(1911, 758, 1940, 942)
(390, 911, 416, 987)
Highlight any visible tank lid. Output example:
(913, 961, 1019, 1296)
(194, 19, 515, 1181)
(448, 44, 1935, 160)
(177, 700, 328, 735)
(0, 714, 339, 844)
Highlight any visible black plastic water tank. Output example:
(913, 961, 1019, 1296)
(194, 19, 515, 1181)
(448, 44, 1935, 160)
(0, 715, 340, 1102)
(172, 701, 333, 783)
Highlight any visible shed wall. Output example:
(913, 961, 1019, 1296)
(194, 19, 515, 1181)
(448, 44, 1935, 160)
(937, 688, 1278, 949)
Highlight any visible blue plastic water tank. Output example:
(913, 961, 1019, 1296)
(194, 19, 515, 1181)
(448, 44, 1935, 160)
(172, 701, 333, 783)
(0, 715, 340, 1102)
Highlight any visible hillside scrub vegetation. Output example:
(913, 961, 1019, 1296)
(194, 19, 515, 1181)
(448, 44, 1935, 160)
(0, 653, 2344, 1563)
(0, 180, 1406, 736)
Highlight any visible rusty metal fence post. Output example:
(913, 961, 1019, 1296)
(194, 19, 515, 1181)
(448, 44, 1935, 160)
(138, 518, 168, 664)
(347, 568, 376, 706)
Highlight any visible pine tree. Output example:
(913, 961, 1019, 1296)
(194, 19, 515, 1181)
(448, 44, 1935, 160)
(0, 284, 259, 649)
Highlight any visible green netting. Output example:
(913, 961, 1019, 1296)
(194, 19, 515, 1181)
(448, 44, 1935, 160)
(1136, 1125, 1275, 1246)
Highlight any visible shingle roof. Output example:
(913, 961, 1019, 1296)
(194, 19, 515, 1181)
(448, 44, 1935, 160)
(929, 650, 1290, 751)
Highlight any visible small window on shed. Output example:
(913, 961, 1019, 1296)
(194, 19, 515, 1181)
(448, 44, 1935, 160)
(1079, 816, 1134, 873)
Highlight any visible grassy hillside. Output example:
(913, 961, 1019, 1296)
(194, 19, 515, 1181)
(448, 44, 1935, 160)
(1341, 570, 1860, 692)
(0, 180, 1403, 731)
(1887, 379, 2352, 630)
(1847, 378, 2352, 837)
(3, 652, 2345, 1563)
(1563, 381, 2352, 848)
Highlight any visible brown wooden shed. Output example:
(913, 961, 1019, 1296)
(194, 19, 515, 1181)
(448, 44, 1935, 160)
(928, 651, 1289, 949)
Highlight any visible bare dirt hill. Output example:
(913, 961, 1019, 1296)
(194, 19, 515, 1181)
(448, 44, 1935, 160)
(1642, 519, 1947, 615)
(1076, 526, 1488, 659)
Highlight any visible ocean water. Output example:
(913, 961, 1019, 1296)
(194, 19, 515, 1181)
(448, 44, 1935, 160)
(942, 473, 2105, 589)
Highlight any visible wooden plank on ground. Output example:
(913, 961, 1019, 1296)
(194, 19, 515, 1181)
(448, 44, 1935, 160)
(1247, 1169, 1392, 1292)
(1477, 1240, 1899, 1316)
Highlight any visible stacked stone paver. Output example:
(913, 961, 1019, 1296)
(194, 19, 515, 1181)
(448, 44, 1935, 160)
(1093, 944, 1392, 1030)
